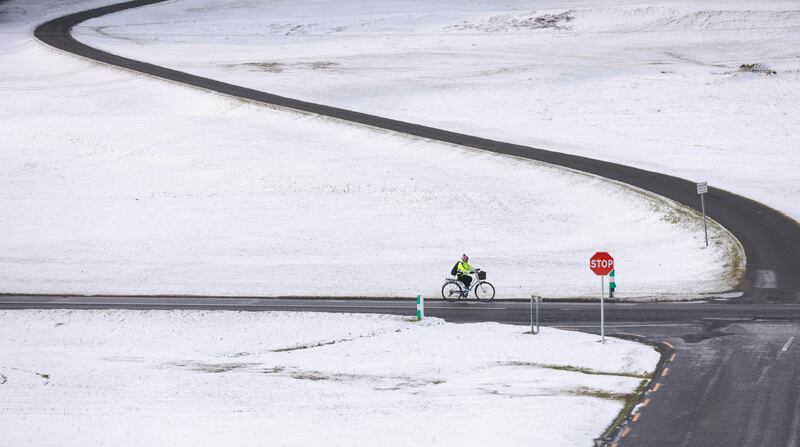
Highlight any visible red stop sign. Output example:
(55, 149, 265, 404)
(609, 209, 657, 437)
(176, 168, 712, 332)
(590, 252, 614, 276)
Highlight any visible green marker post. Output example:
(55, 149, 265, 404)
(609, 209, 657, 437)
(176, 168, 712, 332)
(609, 270, 616, 298)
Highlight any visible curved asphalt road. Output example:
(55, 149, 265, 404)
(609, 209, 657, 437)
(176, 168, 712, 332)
(34, 0, 800, 303)
(25, 1, 800, 446)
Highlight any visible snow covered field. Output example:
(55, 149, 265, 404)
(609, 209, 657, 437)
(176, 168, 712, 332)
(77, 0, 800, 222)
(0, 0, 743, 298)
(0, 310, 659, 446)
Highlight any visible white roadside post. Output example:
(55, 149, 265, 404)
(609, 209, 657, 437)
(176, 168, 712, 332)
(416, 295, 424, 320)
(530, 295, 540, 334)
(697, 181, 709, 247)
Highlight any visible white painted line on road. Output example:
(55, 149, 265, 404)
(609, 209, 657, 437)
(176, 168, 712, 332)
(662, 341, 674, 349)
(0, 301, 506, 311)
(615, 331, 644, 338)
(39, 297, 263, 306)
(754, 269, 777, 288)
(669, 353, 677, 362)
(632, 412, 641, 423)
(702, 317, 752, 321)
(661, 368, 670, 377)
(652, 383, 662, 392)
(0, 301, 240, 306)
(50, 297, 82, 303)
(427, 306, 507, 311)
(554, 323, 692, 329)
(781, 336, 795, 352)
(0, 301, 283, 307)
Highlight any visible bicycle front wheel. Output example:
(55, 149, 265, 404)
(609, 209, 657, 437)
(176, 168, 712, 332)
(474, 281, 495, 301)
(442, 281, 463, 302)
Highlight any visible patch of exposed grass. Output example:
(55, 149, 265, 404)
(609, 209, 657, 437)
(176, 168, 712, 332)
(659, 200, 699, 226)
(169, 361, 254, 374)
(738, 63, 776, 75)
(727, 236, 747, 289)
(601, 379, 650, 439)
(272, 329, 392, 352)
(291, 371, 329, 381)
(196, 363, 249, 374)
(564, 381, 652, 440)
(272, 339, 343, 352)
(502, 361, 652, 379)
(653, 190, 746, 289)
(308, 61, 339, 70)
(569, 386, 634, 401)
(238, 62, 284, 73)
(284, 369, 443, 391)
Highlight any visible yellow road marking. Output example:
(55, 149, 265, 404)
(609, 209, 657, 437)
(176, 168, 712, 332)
(621, 427, 632, 438)
(632, 412, 641, 423)
(642, 398, 650, 407)
(669, 353, 676, 362)
(661, 367, 669, 377)
(662, 341, 674, 349)
(652, 383, 662, 392)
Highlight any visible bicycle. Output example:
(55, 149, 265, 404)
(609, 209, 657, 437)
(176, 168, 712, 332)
(441, 269, 495, 302)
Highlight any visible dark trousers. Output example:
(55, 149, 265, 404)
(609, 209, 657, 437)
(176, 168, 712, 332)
(458, 274, 472, 289)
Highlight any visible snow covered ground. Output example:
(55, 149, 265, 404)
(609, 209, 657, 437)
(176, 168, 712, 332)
(0, 310, 659, 446)
(76, 0, 800, 222)
(0, 0, 743, 298)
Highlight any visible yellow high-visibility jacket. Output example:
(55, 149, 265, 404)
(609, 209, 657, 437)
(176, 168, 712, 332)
(457, 261, 473, 275)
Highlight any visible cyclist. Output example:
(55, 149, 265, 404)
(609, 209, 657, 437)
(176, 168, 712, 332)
(456, 254, 475, 289)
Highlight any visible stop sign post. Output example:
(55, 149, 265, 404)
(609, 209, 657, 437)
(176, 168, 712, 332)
(590, 252, 614, 343)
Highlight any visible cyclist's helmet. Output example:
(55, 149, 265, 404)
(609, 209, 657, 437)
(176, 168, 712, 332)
(462, 254, 469, 261)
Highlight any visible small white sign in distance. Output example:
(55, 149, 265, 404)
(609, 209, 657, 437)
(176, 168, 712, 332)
(697, 181, 708, 194)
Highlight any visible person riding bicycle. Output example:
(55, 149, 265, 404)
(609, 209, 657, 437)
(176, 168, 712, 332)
(443, 254, 494, 301)
(455, 254, 475, 289)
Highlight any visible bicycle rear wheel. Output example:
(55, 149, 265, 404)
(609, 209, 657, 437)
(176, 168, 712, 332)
(442, 281, 463, 302)
(474, 281, 495, 301)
